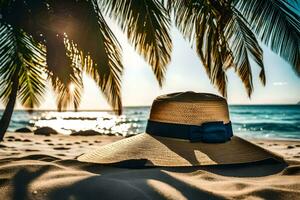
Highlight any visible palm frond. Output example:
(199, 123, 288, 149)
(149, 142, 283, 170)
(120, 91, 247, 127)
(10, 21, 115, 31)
(1, 1, 77, 110)
(0, 23, 19, 104)
(85, 5, 122, 114)
(237, 9, 266, 85)
(45, 33, 74, 85)
(234, 0, 300, 75)
(0, 23, 47, 108)
(17, 31, 47, 108)
(0, 0, 49, 43)
(166, 0, 199, 41)
(2, 0, 123, 113)
(101, 0, 172, 86)
(198, 15, 230, 97)
(53, 39, 83, 111)
(168, 0, 269, 97)
(46, 0, 123, 114)
(224, 9, 266, 96)
(51, 75, 83, 111)
(168, 0, 231, 96)
(45, 33, 83, 111)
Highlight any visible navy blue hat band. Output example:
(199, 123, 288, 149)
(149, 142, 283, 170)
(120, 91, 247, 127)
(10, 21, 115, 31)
(146, 120, 233, 143)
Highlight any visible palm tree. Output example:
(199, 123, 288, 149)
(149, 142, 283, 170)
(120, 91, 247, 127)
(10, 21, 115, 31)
(0, 0, 172, 140)
(0, 0, 299, 140)
(0, 27, 48, 139)
(166, 0, 299, 97)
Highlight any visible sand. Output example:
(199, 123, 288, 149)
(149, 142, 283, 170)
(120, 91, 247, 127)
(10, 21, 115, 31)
(1, 132, 300, 200)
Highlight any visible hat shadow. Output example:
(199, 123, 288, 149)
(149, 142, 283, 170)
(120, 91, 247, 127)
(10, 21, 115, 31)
(156, 139, 287, 177)
(47, 160, 292, 200)
(48, 168, 229, 200)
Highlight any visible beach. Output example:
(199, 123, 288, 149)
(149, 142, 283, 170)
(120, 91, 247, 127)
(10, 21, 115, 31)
(1, 132, 300, 200)
(1, 0, 300, 199)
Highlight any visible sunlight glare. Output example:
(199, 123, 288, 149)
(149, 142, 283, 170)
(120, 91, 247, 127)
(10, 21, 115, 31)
(69, 83, 75, 92)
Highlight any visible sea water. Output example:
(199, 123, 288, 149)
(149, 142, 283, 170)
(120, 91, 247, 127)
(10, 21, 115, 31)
(1, 105, 299, 140)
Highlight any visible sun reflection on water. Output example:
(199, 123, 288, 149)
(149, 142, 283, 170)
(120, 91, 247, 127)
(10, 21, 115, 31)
(31, 110, 148, 136)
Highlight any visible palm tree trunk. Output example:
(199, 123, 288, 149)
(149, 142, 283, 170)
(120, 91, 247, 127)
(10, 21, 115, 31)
(0, 73, 19, 141)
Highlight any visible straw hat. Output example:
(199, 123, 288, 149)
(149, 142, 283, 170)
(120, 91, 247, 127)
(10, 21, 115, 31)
(78, 92, 283, 167)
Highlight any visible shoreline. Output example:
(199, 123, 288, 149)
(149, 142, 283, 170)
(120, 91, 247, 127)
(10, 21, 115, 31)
(251, 138, 300, 143)
(1, 132, 300, 162)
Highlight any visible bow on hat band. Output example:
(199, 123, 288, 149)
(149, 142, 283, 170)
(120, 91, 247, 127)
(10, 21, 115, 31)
(146, 120, 233, 143)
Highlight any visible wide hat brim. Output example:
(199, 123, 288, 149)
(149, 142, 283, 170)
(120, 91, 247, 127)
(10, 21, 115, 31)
(77, 133, 284, 167)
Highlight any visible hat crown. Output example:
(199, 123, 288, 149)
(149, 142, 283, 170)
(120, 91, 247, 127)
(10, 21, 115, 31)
(149, 92, 230, 125)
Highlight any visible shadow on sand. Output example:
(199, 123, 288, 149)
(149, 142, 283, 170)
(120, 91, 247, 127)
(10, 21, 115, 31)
(1, 155, 294, 200)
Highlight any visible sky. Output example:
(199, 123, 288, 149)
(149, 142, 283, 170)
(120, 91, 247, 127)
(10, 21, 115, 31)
(1, 18, 300, 110)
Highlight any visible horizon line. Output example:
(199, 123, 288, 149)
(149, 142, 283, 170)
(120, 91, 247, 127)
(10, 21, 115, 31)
(1, 103, 299, 112)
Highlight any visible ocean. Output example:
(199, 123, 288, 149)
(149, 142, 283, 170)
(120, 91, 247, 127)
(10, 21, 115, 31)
(1, 105, 300, 140)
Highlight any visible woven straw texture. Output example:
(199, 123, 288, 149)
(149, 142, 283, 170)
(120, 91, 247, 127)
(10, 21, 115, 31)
(78, 92, 283, 166)
(149, 92, 230, 125)
(78, 134, 282, 166)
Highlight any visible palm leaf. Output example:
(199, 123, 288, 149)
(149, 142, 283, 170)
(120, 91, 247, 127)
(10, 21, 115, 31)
(0, 0, 49, 43)
(45, 33, 83, 111)
(47, 0, 123, 114)
(17, 31, 47, 108)
(198, 14, 230, 97)
(224, 9, 266, 96)
(0, 23, 47, 108)
(1, 0, 81, 110)
(168, 0, 268, 97)
(0, 23, 19, 104)
(168, 0, 231, 96)
(166, 0, 199, 41)
(51, 76, 83, 111)
(2, 0, 122, 113)
(85, 2, 123, 114)
(101, 0, 172, 86)
(234, 0, 300, 75)
(234, 9, 266, 86)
